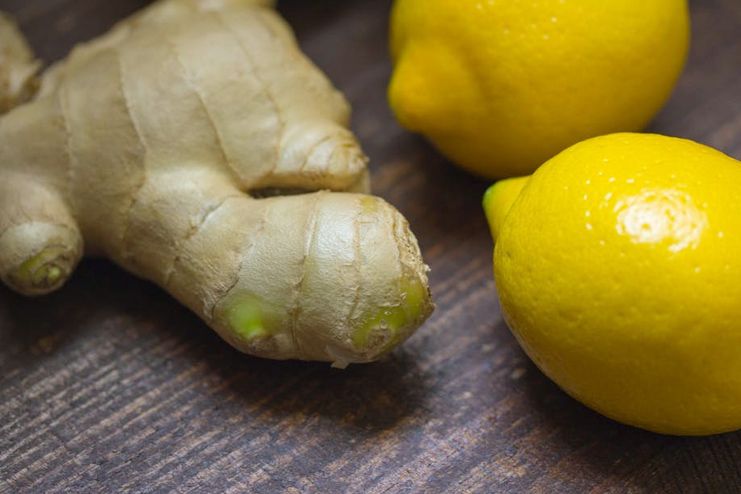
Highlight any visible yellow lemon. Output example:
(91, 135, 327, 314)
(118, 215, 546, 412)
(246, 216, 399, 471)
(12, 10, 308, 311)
(389, 0, 690, 178)
(484, 133, 741, 435)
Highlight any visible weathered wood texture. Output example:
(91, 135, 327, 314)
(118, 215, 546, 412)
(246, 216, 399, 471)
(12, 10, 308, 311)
(1, 0, 741, 492)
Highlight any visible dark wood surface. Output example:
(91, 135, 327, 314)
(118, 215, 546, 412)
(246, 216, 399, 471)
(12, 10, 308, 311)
(1, 0, 741, 492)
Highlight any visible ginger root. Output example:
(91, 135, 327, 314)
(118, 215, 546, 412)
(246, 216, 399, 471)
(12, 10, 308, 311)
(0, 12, 40, 113)
(0, 0, 433, 366)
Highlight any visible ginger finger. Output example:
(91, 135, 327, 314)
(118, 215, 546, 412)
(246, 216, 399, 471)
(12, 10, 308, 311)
(0, 12, 40, 113)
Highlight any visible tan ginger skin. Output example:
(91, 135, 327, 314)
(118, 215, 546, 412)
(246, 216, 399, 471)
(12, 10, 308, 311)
(0, 0, 433, 367)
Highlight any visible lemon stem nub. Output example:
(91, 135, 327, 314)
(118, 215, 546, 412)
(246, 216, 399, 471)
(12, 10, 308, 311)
(483, 176, 530, 242)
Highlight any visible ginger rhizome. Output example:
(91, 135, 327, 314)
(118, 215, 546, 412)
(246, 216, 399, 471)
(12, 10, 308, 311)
(0, 0, 433, 366)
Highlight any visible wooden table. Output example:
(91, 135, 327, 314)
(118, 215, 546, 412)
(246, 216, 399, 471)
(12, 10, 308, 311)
(2, 1, 740, 492)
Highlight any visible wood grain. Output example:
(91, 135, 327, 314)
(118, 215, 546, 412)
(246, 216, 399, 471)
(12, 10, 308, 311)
(1, 0, 740, 492)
